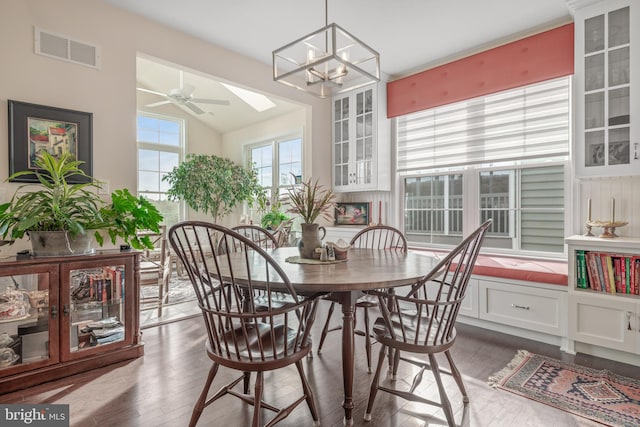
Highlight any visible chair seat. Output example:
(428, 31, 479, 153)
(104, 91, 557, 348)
(206, 322, 312, 361)
(372, 314, 456, 352)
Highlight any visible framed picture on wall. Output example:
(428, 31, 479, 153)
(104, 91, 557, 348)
(335, 202, 370, 226)
(8, 100, 93, 183)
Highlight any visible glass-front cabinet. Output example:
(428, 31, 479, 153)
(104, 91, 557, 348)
(0, 264, 58, 374)
(332, 83, 391, 192)
(61, 257, 135, 361)
(0, 251, 142, 394)
(573, 0, 639, 176)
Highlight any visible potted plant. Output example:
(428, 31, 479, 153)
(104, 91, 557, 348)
(163, 154, 267, 223)
(260, 201, 290, 231)
(284, 176, 335, 259)
(0, 152, 163, 256)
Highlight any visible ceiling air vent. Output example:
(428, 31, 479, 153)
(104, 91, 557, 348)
(34, 27, 101, 69)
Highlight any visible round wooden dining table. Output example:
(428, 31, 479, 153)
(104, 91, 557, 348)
(220, 246, 438, 426)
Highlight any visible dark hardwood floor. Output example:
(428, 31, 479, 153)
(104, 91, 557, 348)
(2, 301, 639, 427)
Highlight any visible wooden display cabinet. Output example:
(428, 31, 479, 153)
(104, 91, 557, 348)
(0, 250, 143, 394)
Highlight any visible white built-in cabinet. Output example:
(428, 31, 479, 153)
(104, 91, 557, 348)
(571, 0, 640, 177)
(331, 83, 390, 192)
(566, 235, 640, 361)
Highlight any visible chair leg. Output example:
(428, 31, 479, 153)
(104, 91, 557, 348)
(428, 353, 456, 427)
(364, 345, 387, 422)
(445, 350, 469, 404)
(243, 371, 251, 394)
(252, 371, 264, 427)
(363, 306, 372, 373)
(295, 360, 320, 426)
(189, 363, 219, 427)
(317, 301, 336, 355)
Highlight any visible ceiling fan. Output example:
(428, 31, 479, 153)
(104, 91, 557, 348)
(137, 70, 230, 115)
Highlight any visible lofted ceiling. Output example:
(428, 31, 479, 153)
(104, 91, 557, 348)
(107, 0, 572, 133)
(136, 56, 302, 134)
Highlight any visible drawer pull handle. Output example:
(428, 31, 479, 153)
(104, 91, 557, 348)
(511, 304, 530, 310)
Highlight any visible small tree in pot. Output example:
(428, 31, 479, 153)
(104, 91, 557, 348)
(163, 154, 267, 223)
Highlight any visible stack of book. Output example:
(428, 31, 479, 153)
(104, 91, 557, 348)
(576, 250, 640, 294)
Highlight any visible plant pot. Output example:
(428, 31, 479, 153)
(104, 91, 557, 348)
(28, 231, 95, 257)
(298, 223, 326, 259)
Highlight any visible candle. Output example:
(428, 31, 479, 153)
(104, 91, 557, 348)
(587, 198, 592, 222)
(611, 197, 615, 222)
(378, 200, 382, 225)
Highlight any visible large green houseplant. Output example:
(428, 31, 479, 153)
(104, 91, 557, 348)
(0, 152, 163, 255)
(163, 154, 267, 223)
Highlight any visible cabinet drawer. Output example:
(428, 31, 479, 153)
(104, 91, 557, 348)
(478, 280, 564, 336)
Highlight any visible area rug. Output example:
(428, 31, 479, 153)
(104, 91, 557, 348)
(489, 350, 640, 427)
(140, 272, 196, 306)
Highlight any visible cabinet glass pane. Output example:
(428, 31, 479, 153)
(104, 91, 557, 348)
(585, 130, 605, 167)
(585, 54, 604, 91)
(365, 137, 373, 159)
(334, 166, 342, 186)
(364, 89, 373, 113)
(584, 14, 605, 54)
(609, 47, 630, 86)
(341, 121, 348, 141)
(585, 92, 604, 129)
(342, 143, 349, 163)
(356, 139, 364, 161)
(334, 121, 341, 142)
(341, 165, 349, 185)
(356, 92, 363, 115)
(356, 116, 363, 138)
(365, 113, 373, 137)
(609, 127, 630, 165)
(334, 99, 341, 119)
(608, 87, 629, 126)
(0, 274, 49, 368)
(334, 143, 342, 164)
(69, 265, 125, 352)
(341, 98, 349, 119)
(608, 7, 629, 48)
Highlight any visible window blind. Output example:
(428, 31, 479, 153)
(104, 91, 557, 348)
(396, 77, 570, 173)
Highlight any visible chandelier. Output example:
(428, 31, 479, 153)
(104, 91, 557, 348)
(272, 0, 380, 98)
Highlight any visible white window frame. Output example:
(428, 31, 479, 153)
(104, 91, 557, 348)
(136, 111, 186, 224)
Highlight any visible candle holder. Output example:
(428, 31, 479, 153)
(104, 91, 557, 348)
(586, 220, 628, 238)
(583, 222, 593, 237)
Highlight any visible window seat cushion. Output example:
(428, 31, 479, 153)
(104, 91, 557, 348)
(413, 249, 568, 286)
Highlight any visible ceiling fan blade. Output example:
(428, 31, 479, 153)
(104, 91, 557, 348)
(185, 102, 205, 114)
(145, 100, 172, 107)
(191, 98, 230, 106)
(137, 87, 166, 97)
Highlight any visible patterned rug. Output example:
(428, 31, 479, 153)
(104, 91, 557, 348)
(140, 272, 196, 307)
(489, 350, 640, 427)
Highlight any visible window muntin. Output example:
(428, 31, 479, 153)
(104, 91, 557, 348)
(137, 113, 183, 227)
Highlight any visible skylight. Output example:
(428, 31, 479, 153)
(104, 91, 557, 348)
(220, 83, 276, 112)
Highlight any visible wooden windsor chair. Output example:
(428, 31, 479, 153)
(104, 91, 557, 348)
(363, 220, 492, 426)
(168, 221, 321, 427)
(316, 225, 407, 372)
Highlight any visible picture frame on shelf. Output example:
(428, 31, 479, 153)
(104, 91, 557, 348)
(334, 202, 369, 226)
(8, 100, 93, 183)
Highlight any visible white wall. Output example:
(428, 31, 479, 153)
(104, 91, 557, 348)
(0, 0, 331, 254)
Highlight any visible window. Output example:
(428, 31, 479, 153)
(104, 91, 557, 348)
(137, 113, 183, 226)
(398, 77, 570, 256)
(248, 135, 302, 202)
